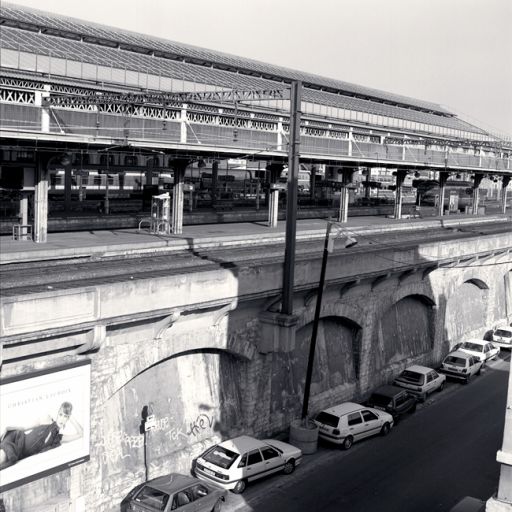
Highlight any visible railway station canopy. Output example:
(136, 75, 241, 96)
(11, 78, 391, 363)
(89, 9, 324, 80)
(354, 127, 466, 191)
(0, 2, 510, 172)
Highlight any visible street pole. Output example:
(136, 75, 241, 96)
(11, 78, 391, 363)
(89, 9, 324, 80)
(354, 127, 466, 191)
(282, 80, 302, 315)
(301, 221, 332, 420)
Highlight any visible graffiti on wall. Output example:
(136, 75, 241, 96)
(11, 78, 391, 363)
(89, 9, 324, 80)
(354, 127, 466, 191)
(97, 412, 215, 466)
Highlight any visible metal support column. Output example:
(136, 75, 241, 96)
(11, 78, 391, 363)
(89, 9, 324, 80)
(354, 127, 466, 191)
(393, 170, 407, 219)
(211, 160, 218, 207)
(310, 166, 317, 201)
(266, 163, 284, 228)
(170, 159, 188, 234)
(282, 80, 302, 315)
(337, 169, 354, 223)
(268, 186, 280, 227)
(64, 164, 72, 212)
(438, 171, 449, 217)
(34, 156, 49, 243)
(471, 173, 484, 215)
(501, 176, 510, 214)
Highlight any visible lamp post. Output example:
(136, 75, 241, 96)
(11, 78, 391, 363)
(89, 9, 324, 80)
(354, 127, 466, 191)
(301, 220, 357, 420)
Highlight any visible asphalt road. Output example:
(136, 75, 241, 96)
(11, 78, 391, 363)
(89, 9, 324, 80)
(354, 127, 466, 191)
(229, 354, 509, 512)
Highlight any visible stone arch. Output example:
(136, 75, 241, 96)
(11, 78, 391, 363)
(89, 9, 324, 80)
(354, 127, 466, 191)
(271, 302, 364, 419)
(374, 293, 436, 371)
(97, 347, 246, 495)
(465, 278, 489, 290)
(445, 277, 489, 343)
(297, 300, 366, 330)
(393, 280, 437, 308)
(100, 331, 255, 405)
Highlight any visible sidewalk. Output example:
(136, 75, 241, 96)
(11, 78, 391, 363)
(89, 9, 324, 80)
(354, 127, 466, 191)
(0, 213, 509, 264)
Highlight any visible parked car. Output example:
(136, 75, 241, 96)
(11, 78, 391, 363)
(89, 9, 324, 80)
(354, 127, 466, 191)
(365, 385, 417, 423)
(393, 365, 446, 401)
(314, 402, 394, 450)
(492, 326, 512, 350)
(439, 350, 483, 383)
(457, 339, 500, 363)
(120, 473, 227, 512)
(194, 435, 302, 494)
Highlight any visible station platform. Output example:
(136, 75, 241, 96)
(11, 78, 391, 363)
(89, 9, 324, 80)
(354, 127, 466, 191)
(1, 213, 510, 265)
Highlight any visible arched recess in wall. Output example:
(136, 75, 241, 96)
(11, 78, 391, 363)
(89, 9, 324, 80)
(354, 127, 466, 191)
(492, 270, 511, 324)
(271, 316, 362, 420)
(375, 294, 435, 369)
(97, 348, 245, 496)
(445, 278, 489, 342)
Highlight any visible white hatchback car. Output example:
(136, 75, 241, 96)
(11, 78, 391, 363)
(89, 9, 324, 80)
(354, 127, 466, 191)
(457, 339, 500, 363)
(393, 365, 446, 401)
(492, 327, 512, 350)
(194, 435, 302, 494)
(440, 350, 484, 384)
(314, 402, 394, 450)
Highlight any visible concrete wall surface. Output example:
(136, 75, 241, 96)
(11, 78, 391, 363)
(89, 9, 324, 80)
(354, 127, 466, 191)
(1, 229, 511, 511)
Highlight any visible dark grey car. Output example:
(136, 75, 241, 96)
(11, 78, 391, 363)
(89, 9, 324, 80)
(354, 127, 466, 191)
(365, 385, 417, 423)
(121, 473, 227, 512)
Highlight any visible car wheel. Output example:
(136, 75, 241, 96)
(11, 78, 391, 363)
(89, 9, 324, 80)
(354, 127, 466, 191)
(465, 374, 472, 385)
(438, 381, 445, 392)
(212, 498, 223, 512)
(232, 480, 246, 494)
(342, 436, 354, 450)
(477, 366, 482, 375)
(380, 422, 391, 436)
(283, 459, 295, 475)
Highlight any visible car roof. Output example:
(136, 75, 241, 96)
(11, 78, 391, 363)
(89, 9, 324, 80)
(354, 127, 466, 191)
(462, 339, 488, 346)
(145, 473, 200, 494)
(446, 350, 472, 359)
(372, 385, 406, 397)
(319, 402, 364, 416)
(403, 365, 433, 375)
(218, 435, 262, 453)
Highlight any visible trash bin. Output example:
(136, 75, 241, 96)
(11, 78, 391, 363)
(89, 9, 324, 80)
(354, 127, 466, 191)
(477, 205, 486, 215)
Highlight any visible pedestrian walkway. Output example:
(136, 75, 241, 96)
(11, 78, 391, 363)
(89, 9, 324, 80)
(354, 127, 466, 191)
(0, 213, 509, 265)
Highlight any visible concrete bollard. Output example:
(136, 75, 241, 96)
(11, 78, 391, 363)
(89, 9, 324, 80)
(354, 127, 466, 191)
(289, 419, 319, 454)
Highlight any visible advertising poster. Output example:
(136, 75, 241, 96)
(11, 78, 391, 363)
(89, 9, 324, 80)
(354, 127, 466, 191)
(0, 360, 91, 492)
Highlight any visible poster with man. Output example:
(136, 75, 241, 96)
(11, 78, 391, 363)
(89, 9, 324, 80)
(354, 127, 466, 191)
(0, 361, 90, 492)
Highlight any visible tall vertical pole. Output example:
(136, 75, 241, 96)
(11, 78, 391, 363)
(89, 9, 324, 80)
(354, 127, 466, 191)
(502, 176, 510, 214)
(282, 81, 302, 316)
(34, 156, 49, 243)
(438, 171, 448, 217)
(302, 222, 331, 419)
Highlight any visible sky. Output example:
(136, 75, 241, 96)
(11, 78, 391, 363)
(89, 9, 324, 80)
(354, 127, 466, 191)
(8, 0, 512, 139)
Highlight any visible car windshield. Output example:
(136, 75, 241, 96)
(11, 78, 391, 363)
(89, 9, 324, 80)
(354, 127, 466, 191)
(460, 342, 483, 352)
(444, 355, 466, 367)
(398, 370, 424, 384)
(202, 445, 239, 469)
(315, 411, 339, 427)
(134, 486, 169, 511)
(495, 329, 512, 337)
(369, 393, 392, 407)
(266, 442, 283, 454)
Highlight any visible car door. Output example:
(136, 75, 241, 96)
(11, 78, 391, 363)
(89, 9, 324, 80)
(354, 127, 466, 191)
(171, 487, 196, 512)
(425, 372, 438, 394)
(470, 356, 482, 375)
(487, 343, 499, 360)
(393, 394, 407, 416)
(244, 449, 265, 482)
(189, 484, 214, 512)
(346, 411, 366, 441)
(360, 409, 382, 438)
(260, 445, 283, 476)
